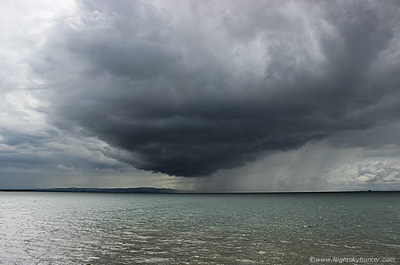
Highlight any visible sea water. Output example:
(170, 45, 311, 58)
(0, 192, 399, 264)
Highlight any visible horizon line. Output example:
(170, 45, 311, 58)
(0, 187, 399, 194)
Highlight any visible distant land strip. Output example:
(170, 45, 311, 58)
(0, 188, 399, 194)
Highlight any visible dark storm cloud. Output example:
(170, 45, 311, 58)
(34, 0, 400, 177)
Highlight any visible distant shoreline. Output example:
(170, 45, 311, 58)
(0, 188, 399, 194)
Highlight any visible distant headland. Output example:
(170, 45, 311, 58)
(0, 188, 399, 194)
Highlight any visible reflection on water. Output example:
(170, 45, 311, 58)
(0, 192, 399, 264)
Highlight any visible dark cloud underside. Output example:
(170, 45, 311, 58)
(34, 0, 400, 177)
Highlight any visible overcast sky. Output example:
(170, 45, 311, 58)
(1, 0, 400, 191)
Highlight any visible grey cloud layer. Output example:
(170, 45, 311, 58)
(34, 0, 400, 177)
(331, 160, 400, 185)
